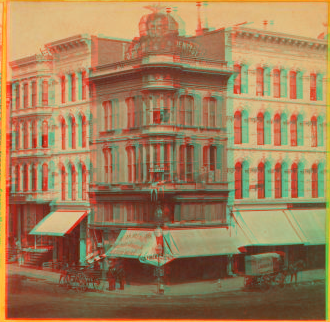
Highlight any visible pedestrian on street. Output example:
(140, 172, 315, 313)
(15, 238, 22, 265)
(107, 261, 116, 291)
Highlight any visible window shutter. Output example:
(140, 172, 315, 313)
(264, 68, 271, 96)
(265, 164, 272, 198)
(216, 144, 223, 181)
(242, 163, 249, 198)
(296, 71, 303, 99)
(316, 74, 323, 101)
(318, 164, 324, 197)
(297, 115, 304, 146)
(242, 111, 249, 144)
(298, 165, 304, 197)
(264, 113, 271, 144)
(317, 117, 324, 146)
(241, 65, 249, 94)
(280, 69, 287, 98)
(281, 114, 288, 145)
(282, 165, 288, 198)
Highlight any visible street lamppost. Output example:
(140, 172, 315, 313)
(154, 226, 164, 294)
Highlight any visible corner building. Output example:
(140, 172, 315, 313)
(89, 11, 234, 282)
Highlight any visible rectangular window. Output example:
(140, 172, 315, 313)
(15, 85, 20, 109)
(234, 65, 241, 94)
(310, 74, 316, 101)
(42, 80, 48, 105)
(61, 77, 66, 104)
(290, 71, 297, 99)
(273, 69, 280, 98)
(186, 145, 194, 182)
(71, 75, 76, 102)
(32, 81, 37, 107)
(23, 83, 28, 108)
(256, 68, 264, 96)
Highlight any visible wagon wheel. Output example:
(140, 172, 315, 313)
(77, 273, 88, 293)
(260, 275, 271, 291)
(274, 272, 286, 288)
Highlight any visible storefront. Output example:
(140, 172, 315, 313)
(29, 209, 89, 265)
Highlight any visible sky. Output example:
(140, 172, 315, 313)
(7, 1, 328, 62)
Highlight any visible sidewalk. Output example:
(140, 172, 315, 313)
(7, 263, 325, 297)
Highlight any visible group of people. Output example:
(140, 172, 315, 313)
(106, 260, 125, 291)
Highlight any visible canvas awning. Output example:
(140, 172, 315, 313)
(29, 210, 88, 236)
(163, 228, 246, 258)
(234, 210, 304, 246)
(105, 229, 174, 266)
(285, 209, 327, 245)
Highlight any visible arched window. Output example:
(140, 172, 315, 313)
(82, 116, 87, 148)
(82, 165, 87, 200)
(61, 118, 66, 150)
(290, 115, 297, 146)
(32, 121, 37, 148)
(256, 67, 264, 96)
(234, 64, 242, 94)
(42, 80, 48, 105)
(311, 116, 317, 147)
(32, 164, 37, 191)
(81, 71, 87, 100)
(257, 113, 264, 145)
(71, 74, 76, 102)
(15, 165, 20, 191)
(235, 162, 242, 199)
(23, 122, 28, 149)
(61, 165, 66, 200)
(179, 96, 194, 126)
(71, 165, 76, 200)
(42, 120, 48, 148)
(258, 162, 265, 199)
(234, 111, 242, 144)
(104, 148, 113, 183)
(61, 76, 66, 104)
(275, 163, 282, 198)
(273, 69, 281, 98)
(310, 74, 316, 101)
(290, 71, 297, 99)
(42, 163, 48, 191)
(312, 164, 318, 198)
(103, 102, 108, 131)
(23, 164, 29, 191)
(71, 116, 76, 149)
(291, 163, 298, 198)
(274, 114, 281, 146)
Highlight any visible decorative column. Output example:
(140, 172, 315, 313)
(20, 83, 24, 109)
(168, 142, 173, 181)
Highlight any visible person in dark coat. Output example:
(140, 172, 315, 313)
(107, 261, 116, 291)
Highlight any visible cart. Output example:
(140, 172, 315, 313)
(240, 252, 288, 291)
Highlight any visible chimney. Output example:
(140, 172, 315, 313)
(196, 2, 203, 36)
(202, 2, 209, 33)
(263, 20, 268, 30)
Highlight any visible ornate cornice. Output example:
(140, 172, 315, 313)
(228, 27, 327, 51)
